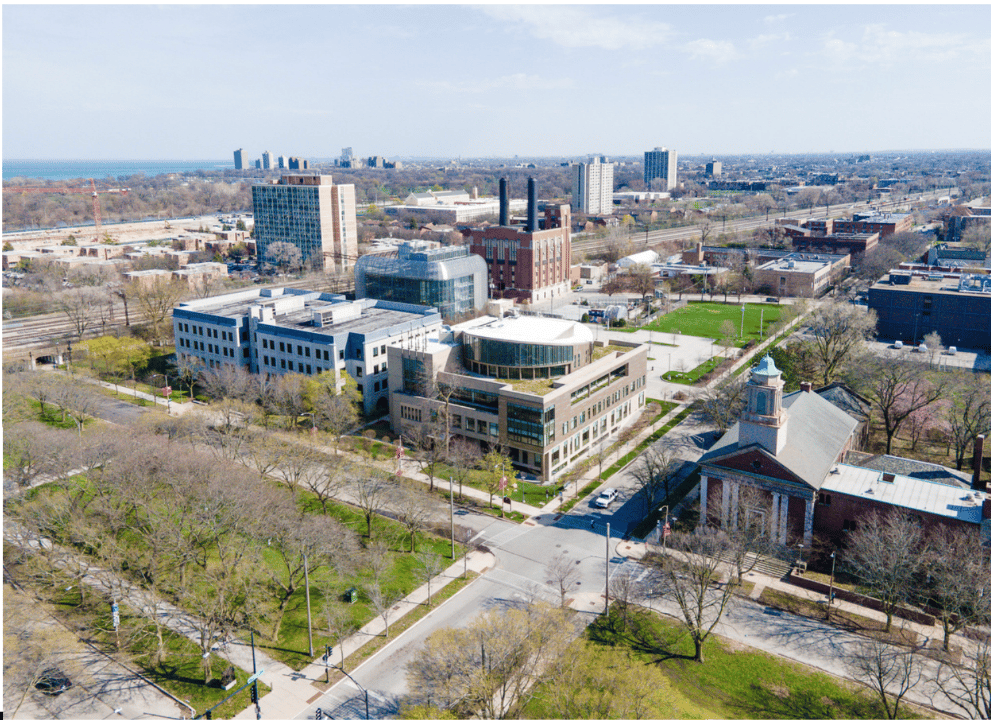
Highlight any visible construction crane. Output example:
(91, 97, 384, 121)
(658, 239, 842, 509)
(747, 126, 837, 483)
(13, 179, 130, 242)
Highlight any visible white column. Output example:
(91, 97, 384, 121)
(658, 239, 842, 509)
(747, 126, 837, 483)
(699, 476, 709, 525)
(779, 494, 789, 545)
(770, 493, 780, 540)
(803, 498, 814, 547)
(730, 483, 740, 531)
(721, 480, 731, 529)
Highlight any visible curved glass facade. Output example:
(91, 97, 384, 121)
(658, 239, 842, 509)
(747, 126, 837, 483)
(464, 336, 573, 368)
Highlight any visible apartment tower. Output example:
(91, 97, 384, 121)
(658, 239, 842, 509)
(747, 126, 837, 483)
(644, 146, 678, 190)
(571, 157, 614, 215)
(251, 175, 358, 273)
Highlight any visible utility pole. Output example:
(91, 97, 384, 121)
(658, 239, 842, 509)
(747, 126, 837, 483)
(304, 554, 314, 657)
(605, 522, 610, 616)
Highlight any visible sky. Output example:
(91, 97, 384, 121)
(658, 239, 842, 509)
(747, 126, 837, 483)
(2, 3, 991, 160)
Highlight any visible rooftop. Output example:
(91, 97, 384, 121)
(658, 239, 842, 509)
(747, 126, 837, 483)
(460, 315, 594, 346)
(823, 463, 986, 524)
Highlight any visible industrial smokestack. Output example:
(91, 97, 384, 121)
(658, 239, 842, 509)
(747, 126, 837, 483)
(499, 178, 508, 226)
(527, 177, 538, 232)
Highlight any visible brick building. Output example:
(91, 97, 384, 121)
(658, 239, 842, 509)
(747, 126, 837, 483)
(833, 211, 913, 237)
(867, 270, 991, 350)
(463, 177, 572, 305)
(697, 356, 989, 548)
(752, 252, 851, 298)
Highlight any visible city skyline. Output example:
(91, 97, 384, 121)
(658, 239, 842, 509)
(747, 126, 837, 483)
(2, 4, 990, 160)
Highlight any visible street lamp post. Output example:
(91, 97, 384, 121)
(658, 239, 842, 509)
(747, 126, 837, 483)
(740, 304, 746, 338)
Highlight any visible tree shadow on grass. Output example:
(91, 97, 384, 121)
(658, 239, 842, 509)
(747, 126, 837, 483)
(586, 608, 694, 662)
(726, 682, 886, 720)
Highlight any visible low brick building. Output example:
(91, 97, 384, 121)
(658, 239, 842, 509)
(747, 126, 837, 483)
(752, 252, 850, 298)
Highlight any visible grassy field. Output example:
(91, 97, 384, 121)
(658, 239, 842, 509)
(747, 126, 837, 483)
(520, 606, 925, 719)
(619, 301, 786, 346)
(662, 355, 724, 385)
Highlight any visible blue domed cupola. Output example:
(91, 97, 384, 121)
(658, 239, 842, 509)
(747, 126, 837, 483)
(741, 354, 788, 455)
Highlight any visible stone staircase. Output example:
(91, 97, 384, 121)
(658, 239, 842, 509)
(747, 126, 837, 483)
(717, 549, 792, 578)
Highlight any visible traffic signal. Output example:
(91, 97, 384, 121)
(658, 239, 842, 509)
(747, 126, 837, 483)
(250, 683, 258, 703)
(315, 708, 323, 720)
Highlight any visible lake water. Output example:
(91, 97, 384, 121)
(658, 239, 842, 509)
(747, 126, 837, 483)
(3, 159, 233, 182)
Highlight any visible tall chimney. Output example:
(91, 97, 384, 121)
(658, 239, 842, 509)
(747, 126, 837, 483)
(499, 178, 508, 227)
(527, 177, 538, 232)
(800, 382, 813, 393)
(972, 434, 985, 489)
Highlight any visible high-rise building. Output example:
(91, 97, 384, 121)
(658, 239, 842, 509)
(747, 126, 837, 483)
(251, 175, 358, 273)
(706, 160, 722, 177)
(233, 148, 248, 170)
(571, 157, 614, 215)
(261, 151, 274, 170)
(277, 155, 287, 169)
(644, 146, 677, 190)
(464, 177, 572, 305)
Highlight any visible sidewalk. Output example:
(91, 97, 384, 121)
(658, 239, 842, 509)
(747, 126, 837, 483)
(233, 549, 496, 720)
(614, 539, 951, 646)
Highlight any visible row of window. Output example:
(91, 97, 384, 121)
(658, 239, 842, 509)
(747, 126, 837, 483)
(178, 322, 238, 343)
(179, 337, 244, 359)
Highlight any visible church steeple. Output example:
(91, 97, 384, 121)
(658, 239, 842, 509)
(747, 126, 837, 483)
(739, 354, 789, 455)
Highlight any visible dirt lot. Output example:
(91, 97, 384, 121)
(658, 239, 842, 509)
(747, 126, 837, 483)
(5, 214, 224, 248)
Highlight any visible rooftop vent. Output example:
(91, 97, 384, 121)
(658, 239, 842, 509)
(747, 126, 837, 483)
(881, 473, 895, 483)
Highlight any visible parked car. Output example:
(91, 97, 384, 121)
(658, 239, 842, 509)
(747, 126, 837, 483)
(594, 488, 619, 508)
(915, 343, 928, 353)
(945, 346, 957, 355)
(36, 669, 72, 696)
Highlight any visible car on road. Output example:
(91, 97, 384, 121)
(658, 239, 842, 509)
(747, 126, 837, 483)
(594, 488, 619, 508)
(36, 669, 72, 696)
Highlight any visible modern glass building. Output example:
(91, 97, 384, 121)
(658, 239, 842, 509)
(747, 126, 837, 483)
(354, 242, 487, 318)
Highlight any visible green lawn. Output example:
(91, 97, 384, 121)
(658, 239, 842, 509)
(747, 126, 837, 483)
(526, 606, 923, 719)
(13, 566, 265, 719)
(662, 355, 724, 385)
(618, 301, 785, 346)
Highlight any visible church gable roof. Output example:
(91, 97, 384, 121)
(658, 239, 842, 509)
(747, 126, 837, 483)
(699, 388, 858, 490)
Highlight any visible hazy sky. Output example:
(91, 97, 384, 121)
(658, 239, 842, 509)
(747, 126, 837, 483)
(2, 4, 991, 160)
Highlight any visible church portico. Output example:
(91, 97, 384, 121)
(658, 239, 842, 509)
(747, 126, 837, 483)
(697, 355, 859, 550)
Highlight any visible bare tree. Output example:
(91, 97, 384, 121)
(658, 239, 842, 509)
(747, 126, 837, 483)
(3, 422, 75, 492)
(648, 527, 737, 663)
(50, 375, 99, 437)
(807, 300, 878, 385)
(945, 371, 991, 471)
(844, 508, 924, 633)
(395, 481, 436, 552)
(414, 550, 443, 606)
(365, 581, 402, 639)
(920, 525, 990, 652)
(724, 483, 777, 584)
(265, 241, 303, 274)
(933, 633, 991, 720)
(695, 375, 748, 430)
(352, 470, 392, 540)
(922, 331, 943, 369)
(301, 452, 349, 515)
(545, 554, 581, 609)
(858, 355, 947, 455)
(848, 640, 922, 720)
(630, 445, 678, 515)
(405, 603, 575, 718)
(126, 277, 188, 344)
(256, 497, 358, 641)
(448, 438, 482, 501)
(56, 287, 105, 340)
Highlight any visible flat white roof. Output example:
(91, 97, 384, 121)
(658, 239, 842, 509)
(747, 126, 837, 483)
(823, 463, 985, 524)
(460, 315, 593, 345)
